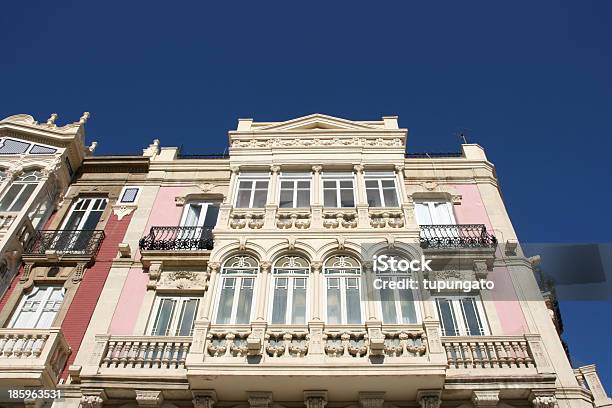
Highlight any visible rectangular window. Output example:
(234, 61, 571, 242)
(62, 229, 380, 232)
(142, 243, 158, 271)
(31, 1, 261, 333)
(270, 276, 307, 324)
(9, 286, 65, 329)
(279, 173, 311, 208)
(365, 172, 399, 207)
(434, 296, 487, 336)
(216, 276, 255, 324)
(414, 201, 455, 225)
(322, 173, 355, 208)
(235, 173, 269, 208)
(147, 296, 200, 336)
(378, 276, 418, 324)
(325, 276, 362, 324)
(0, 183, 37, 212)
(119, 187, 140, 203)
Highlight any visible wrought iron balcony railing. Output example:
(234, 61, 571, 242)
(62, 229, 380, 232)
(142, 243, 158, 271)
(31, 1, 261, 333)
(24, 229, 105, 256)
(139, 226, 214, 251)
(420, 224, 497, 249)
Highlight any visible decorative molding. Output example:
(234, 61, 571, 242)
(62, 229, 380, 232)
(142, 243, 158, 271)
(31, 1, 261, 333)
(247, 392, 273, 408)
(416, 390, 442, 408)
(359, 392, 385, 408)
(312, 165, 323, 174)
(80, 389, 107, 408)
(193, 391, 217, 408)
(529, 390, 557, 408)
(72, 262, 88, 283)
(304, 391, 328, 408)
(157, 270, 208, 290)
(471, 390, 499, 407)
(135, 390, 164, 407)
(112, 204, 137, 220)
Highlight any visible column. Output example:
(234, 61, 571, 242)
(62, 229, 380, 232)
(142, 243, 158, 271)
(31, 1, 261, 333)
(354, 164, 369, 228)
(311, 165, 323, 228)
(363, 261, 378, 321)
(264, 165, 280, 229)
(200, 262, 220, 321)
(310, 261, 323, 320)
(255, 261, 272, 321)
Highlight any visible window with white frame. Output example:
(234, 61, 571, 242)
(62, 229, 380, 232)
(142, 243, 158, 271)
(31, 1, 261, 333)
(324, 255, 362, 324)
(365, 172, 399, 207)
(279, 173, 311, 208)
(119, 187, 140, 204)
(322, 172, 355, 208)
(180, 202, 219, 228)
(147, 295, 200, 336)
(270, 255, 309, 324)
(215, 255, 259, 324)
(414, 200, 456, 225)
(54, 197, 107, 252)
(375, 254, 419, 324)
(0, 170, 43, 212)
(235, 173, 269, 208)
(433, 296, 488, 336)
(9, 286, 65, 329)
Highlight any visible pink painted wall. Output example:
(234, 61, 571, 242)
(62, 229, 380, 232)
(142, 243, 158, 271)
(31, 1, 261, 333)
(108, 267, 150, 334)
(451, 184, 528, 335)
(109, 186, 185, 334)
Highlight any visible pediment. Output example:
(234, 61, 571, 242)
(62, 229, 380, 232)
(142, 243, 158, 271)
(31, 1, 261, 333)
(254, 114, 380, 132)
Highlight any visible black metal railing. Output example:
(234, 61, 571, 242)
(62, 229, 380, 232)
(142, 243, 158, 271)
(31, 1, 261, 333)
(405, 152, 463, 158)
(420, 224, 497, 249)
(25, 230, 106, 256)
(139, 226, 214, 251)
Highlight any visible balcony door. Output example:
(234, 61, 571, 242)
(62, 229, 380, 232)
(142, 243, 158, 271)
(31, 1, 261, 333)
(415, 200, 458, 243)
(178, 202, 219, 249)
(56, 197, 107, 252)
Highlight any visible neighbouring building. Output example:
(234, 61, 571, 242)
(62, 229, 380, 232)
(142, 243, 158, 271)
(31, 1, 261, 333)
(0, 113, 609, 408)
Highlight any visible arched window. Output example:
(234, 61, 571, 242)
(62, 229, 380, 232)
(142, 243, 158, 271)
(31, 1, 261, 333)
(323, 255, 362, 324)
(216, 255, 259, 324)
(270, 255, 309, 325)
(374, 253, 419, 324)
(0, 170, 43, 212)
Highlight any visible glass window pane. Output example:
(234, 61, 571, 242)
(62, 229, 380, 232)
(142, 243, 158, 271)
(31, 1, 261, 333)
(436, 299, 458, 336)
(461, 298, 483, 336)
(9, 183, 36, 211)
(252, 190, 267, 208)
(365, 180, 378, 188)
(339, 180, 353, 189)
(323, 181, 335, 189)
(323, 190, 337, 207)
(279, 189, 294, 208)
(183, 204, 202, 226)
(271, 279, 288, 324)
(202, 204, 219, 228)
(433, 202, 453, 224)
(292, 280, 307, 324)
(297, 181, 309, 189)
(382, 188, 398, 207)
(340, 188, 354, 207)
(379, 279, 398, 324)
(366, 188, 382, 207)
(236, 188, 252, 208)
(216, 279, 235, 324)
(296, 189, 310, 207)
(398, 288, 417, 324)
(235, 278, 254, 324)
(176, 299, 199, 336)
(121, 188, 139, 203)
(0, 184, 23, 211)
(255, 181, 269, 190)
(152, 299, 176, 335)
(345, 280, 362, 324)
(326, 280, 341, 324)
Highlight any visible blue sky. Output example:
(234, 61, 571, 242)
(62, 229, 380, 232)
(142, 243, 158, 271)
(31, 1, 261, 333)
(2, 0, 611, 390)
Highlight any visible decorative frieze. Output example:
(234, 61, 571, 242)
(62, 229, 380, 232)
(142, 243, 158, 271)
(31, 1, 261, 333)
(471, 390, 499, 407)
(304, 391, 327, 408)
(135, 390, 164, 407)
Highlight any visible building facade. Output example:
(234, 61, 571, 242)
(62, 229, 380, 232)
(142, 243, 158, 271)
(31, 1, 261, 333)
(0, 114, 609, 408)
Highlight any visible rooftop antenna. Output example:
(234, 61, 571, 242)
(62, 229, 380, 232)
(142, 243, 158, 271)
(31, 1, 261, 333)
(455, 127, 471, 144)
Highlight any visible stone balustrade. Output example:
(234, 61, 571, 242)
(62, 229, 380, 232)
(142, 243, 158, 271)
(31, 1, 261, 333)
(322, 211, 358, 229)
(442, 336, 535, 369)
(0, 328, 70, 388)
(229, 210, 265, 229)
(99, 336, 191, 369)
(276, 211, 311, 229)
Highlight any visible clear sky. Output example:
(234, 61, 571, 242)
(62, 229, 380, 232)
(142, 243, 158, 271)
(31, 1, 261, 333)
(2, 0, 611, 391)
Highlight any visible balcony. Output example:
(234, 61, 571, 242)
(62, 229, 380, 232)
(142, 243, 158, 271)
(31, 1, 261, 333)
(23, 229, 105, 264)
(420, 224, 497, 249)
(139, 226, 214, 251)
(0, 328, 70, 388)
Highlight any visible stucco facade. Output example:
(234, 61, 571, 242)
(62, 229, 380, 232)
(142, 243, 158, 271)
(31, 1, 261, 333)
(0, 114, 609, 408)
